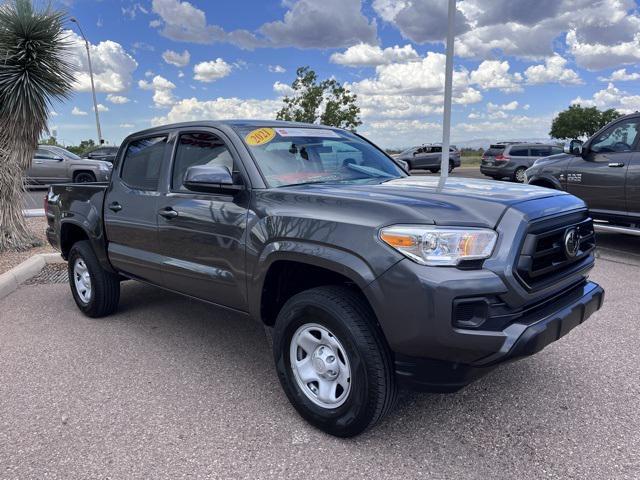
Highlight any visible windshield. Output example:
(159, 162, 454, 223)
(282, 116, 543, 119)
(48, 145, 81, 160)
(237, 126, 405, 187)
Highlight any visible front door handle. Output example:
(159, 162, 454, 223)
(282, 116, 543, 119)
(158, 207, 179, 219)
(608, 162, 625, 168)
(108, 202, 122, 212)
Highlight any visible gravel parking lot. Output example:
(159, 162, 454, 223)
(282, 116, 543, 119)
(0, 246, 638, 479)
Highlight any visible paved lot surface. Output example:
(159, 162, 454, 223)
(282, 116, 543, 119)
(1, 249, 638, 479)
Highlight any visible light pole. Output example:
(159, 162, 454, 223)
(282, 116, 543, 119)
(439, 0, 456, 187)
(70, 17, 103, 144)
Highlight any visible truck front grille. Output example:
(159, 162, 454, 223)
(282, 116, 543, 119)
(515, 214, 595, 291)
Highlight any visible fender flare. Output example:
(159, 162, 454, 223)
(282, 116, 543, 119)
(59, 216, 114, 273)
(527, 174, 563, 190)
(247, 240, 380, 321)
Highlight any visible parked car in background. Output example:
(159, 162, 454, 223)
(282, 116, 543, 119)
(481, 143, 564, 182)
(26, 145, 112, 184)
(526, 113, 640, 235)
(395, 144, 461, 173)
(82, 145, 119, 163)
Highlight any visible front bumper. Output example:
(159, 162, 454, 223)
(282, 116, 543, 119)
(391, 280, 603, 391)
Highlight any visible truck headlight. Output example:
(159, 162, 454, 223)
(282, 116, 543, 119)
(98, 163, 111, 171)
(379, 225, 497, 266)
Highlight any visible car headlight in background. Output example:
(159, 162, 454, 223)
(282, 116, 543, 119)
(98, 163, 111, 171)
(379, 225, 497, 266)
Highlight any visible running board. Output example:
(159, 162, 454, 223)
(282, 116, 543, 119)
(594, 223, 640, 236)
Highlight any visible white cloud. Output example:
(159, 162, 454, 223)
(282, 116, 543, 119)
(193, 59, 232, 83)
(598, 68, 640, 82)
(524, 54, 583, 85)
(151, 97, 280, 125)
(106, 94, 130, 104)
(330, 43, 419, 67)
(268, 65, 286, 73)
(162, 49, 191, 67)
(139, 75, 177, 107)
(72, 107, 88, 116)
(94, 104, 109, 112)
(572, 83, 640, 114)
(119, 123, 135, 128)
(568, 29, 640, 70)
(487, 101, 518, 112)
(469, 60, 523, 92)
(50, 111, 59, 117)
(178, 71, 185, 78)
(260, 0, 377, 48)
(66, 30, 138, 93)
(273, 81, 295, 96)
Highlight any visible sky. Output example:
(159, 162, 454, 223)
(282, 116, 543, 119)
(48, 0, 640, 149)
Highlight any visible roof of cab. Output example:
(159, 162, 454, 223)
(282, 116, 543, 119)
(125, 119, 337, 139)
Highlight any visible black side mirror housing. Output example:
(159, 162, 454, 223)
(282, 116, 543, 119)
(564, 139, 584, 156)
(183, 165, 242, 194)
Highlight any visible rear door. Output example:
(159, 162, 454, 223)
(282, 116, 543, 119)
(104, 134, 170, 281)
(529, 146, 551, 165)
(482, 144, 505, 166)
(566, 117, 639, 217)
(155, 128, 250, 311)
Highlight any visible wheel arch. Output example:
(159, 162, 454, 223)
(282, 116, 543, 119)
(59, 219, 115, 273)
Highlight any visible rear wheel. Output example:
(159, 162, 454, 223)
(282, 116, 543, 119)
(273, 286, 397, 437)
(74, 172, 96, 183)
(513, 167, 527, 183)
(68, 241, 120, 317)
(429, 168, 439, 173)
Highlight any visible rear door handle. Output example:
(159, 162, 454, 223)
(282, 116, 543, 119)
(108, 202, 122, 212)
(158, 207, 179, 219)
(608, 162, 625, 168)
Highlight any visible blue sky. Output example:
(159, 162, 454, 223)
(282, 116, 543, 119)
(50, 0, 640, 149)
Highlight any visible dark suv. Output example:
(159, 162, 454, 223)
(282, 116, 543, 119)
(46, 120, 603, 437)
(481, 143, 564, 182)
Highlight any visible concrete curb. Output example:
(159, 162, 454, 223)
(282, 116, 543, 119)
(0, 253, 65, 300)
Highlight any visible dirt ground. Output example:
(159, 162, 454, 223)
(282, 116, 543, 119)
(0, 217, 55, 275)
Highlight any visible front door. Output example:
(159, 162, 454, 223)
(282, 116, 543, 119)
(156, 129, 250, 311)
(27, 148, 68, 183)
(624, 152, 640, 223)
(566, 117, 639, 217)
(104, 134, 170, 281)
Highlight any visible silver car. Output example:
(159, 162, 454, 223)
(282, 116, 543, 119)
(26, 145, 113, 184)
(395, 144, 461, 173)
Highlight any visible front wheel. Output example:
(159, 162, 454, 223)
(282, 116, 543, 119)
(273, 286, 397, 437)
(74, 172, 96, 183)
(68, 241, 120, 317)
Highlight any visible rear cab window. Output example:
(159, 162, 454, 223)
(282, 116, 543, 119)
(120, 136, 167, 191)
(485, 145, 506, 156)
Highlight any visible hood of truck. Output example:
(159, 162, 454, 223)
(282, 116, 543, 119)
(275, 176, 571, 228)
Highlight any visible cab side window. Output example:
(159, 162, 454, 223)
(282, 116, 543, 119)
(509, 147, 529, 156)
(172, 132, 235, 192)
(551, 146, 563, 155)
(590, 119, 639, 153)
(120, 136, 167, 191)
(530, 146, 550, 156)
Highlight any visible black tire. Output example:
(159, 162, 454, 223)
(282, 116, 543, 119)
(273, 285, 397, 437)
(405, 160, 413, 171)
(429, 168, 439, 173)
(68, 240, 120, 317)
(448, 162, 454, 174)
(512, 167, 526, 183)
(74, 172, 96, 183)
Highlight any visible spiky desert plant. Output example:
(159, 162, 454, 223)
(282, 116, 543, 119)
(0, 0, 74, 251)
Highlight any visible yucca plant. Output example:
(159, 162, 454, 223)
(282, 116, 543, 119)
(0, 0, 74, 251)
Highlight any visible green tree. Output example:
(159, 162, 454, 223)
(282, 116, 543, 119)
(0, 0, 74, 251)
(550, 104, 622, 140)
(276, 67, 362, 131)
(67, 139, 95, 155)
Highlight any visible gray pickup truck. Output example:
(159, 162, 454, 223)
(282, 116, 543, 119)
(46, 120, 604, 437)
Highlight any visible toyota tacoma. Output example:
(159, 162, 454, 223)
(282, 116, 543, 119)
(46, 121, 604, 437)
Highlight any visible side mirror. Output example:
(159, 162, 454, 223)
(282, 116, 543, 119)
(183, 164, 242, 194)
(563, 139, 584, 156)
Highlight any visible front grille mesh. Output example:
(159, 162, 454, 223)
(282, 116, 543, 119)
(516, 216, 595, 290)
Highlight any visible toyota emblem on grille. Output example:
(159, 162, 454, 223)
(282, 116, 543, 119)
(563, 228, 580, 258)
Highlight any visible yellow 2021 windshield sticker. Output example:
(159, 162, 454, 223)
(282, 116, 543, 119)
(245, 127, 276, 146)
